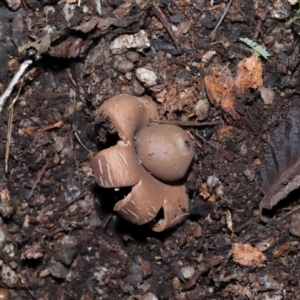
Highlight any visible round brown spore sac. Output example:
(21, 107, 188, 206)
(135, 124, 194, 182)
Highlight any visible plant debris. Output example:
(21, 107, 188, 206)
(260, 106, 300, 213)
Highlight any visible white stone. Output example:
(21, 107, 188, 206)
(195, 98, 210, 120)
(181, 265, 195, 279)
(63, 3, 75, 22)
(136, 68, 158, 87)
(259, 86, 274, 105)
(110, 30, 150, 55)
(142, 292, 158, 300)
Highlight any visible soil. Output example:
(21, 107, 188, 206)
(1, 0, 300, 299)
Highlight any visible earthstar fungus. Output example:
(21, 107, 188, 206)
(91, 94, 194, 232)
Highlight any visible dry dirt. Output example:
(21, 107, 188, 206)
(1, 0, 300, 299)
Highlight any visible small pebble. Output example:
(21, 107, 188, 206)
(243, 168, 255, 182)
(195, 98, 210, 120)
(54, 136, 66, 153)
(1, 265, 18, 287)
(131, 78, 145, 96)
(259, 86, 274, 105)
(113, 56, 134, 73)
(142, 293, 158, 300)
(240, 142, 248, 156)
(0, 227, 6, 250)
(136, 67, 157, 87)
(39, 268, 50, 277)
(181, 265, 195, 279)
(56, 235, 79, 266)
(63, 3, 75, 22)
(125, 51, 140, 62)
(175, 70, 193, 87)
(48, 260, 69, 279)
(5, 0, 21, 10)
(177, 20, 192, 35)
(129, 263, 143, 286)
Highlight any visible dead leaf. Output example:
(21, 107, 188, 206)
(273, 241, 298, 258)
(200, 183, 210, 199)
(113, 0, 133, 18)
(18, 29, 61, 57)
(215, 125, 233, 141)
(204, 74, 239, 119)
(234, 53, 263, 98)
(49, 36, 87, 58)
(24, 126, 36, 134)
(72, 11, 144, 33)
(232, 243, 266, 268)
(260, 106, 300, 210)
(224, 284, 252, 298)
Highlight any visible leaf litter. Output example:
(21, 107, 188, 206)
(260, 105, 300, 214)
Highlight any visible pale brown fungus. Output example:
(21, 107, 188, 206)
(96, 94, 159, 143)
(135, 124, 194, 182)
(0, 288, 10, 300)
(91, 94, 194, 231)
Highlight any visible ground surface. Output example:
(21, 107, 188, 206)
(1, 0, 300, 299)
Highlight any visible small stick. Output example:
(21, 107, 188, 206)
(74, 131, 93, 154)
(40, 120, 63, 132)
(151, 6, 179, 49)
(5, 82, 23, 172)
(186, 131, 202, 149)
(29, 159, 50, 198)
(5, 107, 14, 173)
(195, 132, 220, 151)
(149, 119, 222, 126)
(209, 0, 234, 40)
(0, 60, 32, 114)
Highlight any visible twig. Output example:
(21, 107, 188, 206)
(209, 0, 234, 40)
(41, 120, 63, 132)
(74, 131, 93, 153)
(5, 82, 23, 172)
(0, 59, 32, 114)
(29, 159, 50, 198)
(149, 119, 222, 126)
(186, 131, 202, 149)
(195, 132, 220, 151)
(5, 106, 14, 173)
(61, 191, 86, 209)
(151, 6, 179, 49)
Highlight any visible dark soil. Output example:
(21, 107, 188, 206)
(1, 0, 300, 299)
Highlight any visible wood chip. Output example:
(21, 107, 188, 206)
(232, 243, 266, 268)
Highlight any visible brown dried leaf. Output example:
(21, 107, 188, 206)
(72, 11, 144, 33)
(24, 126, 36, 134)
(224, 284, 252, 298)
(49, 36, 87, 58)
(260, 106, 300, 210)
(272, 241, 298, 258)
(113, 0, 133, 18)
(18, 29, 61, 57)
(204, 74, 239, 119)
(232, 243, 266, 268)
(234, 53, 263, 97)
(215, 125, 233, 141)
